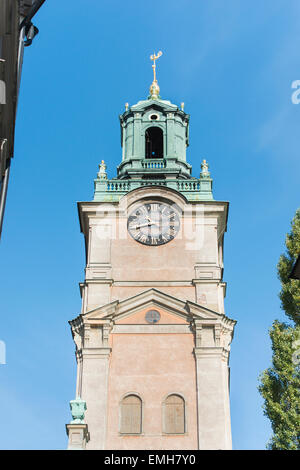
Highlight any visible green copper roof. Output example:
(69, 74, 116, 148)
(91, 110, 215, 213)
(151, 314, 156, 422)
(93, 94, 214, 202)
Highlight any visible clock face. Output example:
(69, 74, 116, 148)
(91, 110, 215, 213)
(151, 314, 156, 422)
(127, 202, 180, 246)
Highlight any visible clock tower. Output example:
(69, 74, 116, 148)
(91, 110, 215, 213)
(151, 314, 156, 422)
(66, 53, 236, 450)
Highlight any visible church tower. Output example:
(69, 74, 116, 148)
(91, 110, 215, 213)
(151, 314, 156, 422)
(66, 53, 236, 450)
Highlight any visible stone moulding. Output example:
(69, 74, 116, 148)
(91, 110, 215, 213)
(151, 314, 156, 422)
(68, 288, 236, 361)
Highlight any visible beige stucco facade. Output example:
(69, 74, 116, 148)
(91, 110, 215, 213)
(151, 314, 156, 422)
(67, 186, 236, 450)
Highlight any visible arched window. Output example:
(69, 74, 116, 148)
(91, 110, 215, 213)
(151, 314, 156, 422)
(120, 394, 142, 434)
(163, 394, 185, 434)
(145, 127, 163, 159)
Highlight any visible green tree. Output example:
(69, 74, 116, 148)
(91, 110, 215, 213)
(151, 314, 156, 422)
(259, 209, 300, 450)
(277, 209, 300, 325)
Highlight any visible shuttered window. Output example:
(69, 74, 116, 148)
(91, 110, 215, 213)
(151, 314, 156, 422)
(120, 395, 142, 434)
(164, 394, 185, 434)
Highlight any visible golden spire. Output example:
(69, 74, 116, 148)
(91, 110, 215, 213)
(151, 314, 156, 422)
(149, 50, 162, 99)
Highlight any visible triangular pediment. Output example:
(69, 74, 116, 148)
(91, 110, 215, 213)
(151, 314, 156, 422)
(131, 98, 178, 113)
(79, 288, 225, 324)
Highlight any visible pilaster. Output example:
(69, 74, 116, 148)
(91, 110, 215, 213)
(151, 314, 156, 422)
(193, 347, 232, 449)
(66, 423, 89, 450)
(133, 112, 142, 157)
(80, 347, 111, 449)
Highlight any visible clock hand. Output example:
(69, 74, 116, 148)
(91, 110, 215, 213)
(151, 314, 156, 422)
(146, 216, 160, 225)
(147, 219, 162, 226)
(132, 222, 154, 229)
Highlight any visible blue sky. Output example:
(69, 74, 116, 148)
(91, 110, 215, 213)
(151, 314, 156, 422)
(0, 0, 300, 449)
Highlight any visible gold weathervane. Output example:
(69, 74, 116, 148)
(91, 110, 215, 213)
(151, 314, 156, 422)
(149, 50, 162, 99)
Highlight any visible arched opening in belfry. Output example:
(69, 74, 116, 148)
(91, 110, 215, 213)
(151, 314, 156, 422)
(145, 127, 163, 159)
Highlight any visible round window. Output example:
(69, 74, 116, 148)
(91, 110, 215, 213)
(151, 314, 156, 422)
(149, 113, 159, 121)
(145, 309, 161, 323)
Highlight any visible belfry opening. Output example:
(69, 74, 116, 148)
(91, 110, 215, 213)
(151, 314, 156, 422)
(145, 127, 163, 159)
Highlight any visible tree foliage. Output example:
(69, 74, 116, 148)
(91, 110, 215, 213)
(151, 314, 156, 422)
(259, 209, 300, 450)
(259, 322, 300, 449)
(277, 209, 300, 325)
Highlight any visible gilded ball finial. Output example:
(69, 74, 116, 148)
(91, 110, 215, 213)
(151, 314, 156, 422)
(149, 81, 160, 100)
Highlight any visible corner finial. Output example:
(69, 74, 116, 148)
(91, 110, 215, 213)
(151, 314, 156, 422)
(149, 50, 162, 99)
(69, 396, 87, 424)
(97, 160, 107, 180)
(200, 159, 210, 178)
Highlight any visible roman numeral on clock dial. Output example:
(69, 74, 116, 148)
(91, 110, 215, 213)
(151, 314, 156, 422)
(127, 202, 180, 246)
